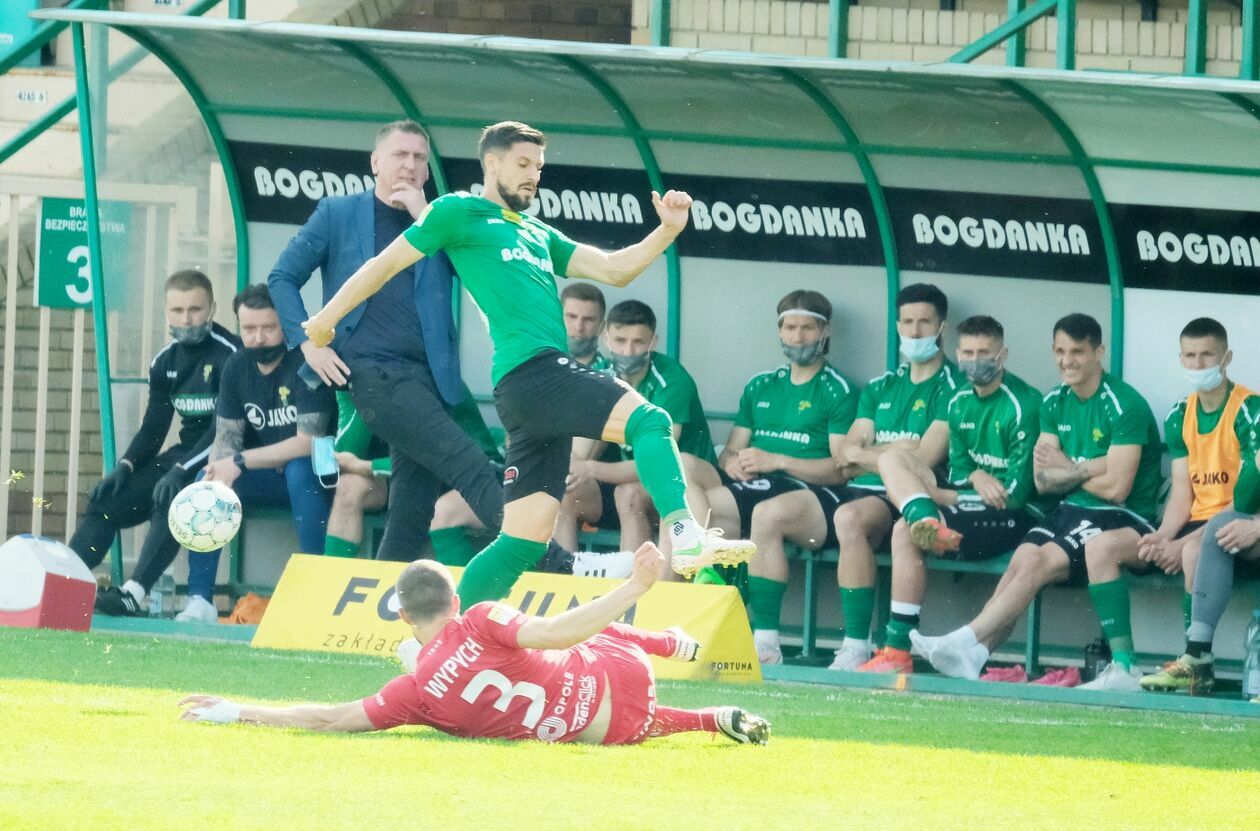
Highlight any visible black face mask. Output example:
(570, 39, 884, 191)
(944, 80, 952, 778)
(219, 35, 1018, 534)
(245, 343, 286, 365)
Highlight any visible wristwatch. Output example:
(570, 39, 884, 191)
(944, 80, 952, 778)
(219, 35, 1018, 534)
(232, 451, 247, 470)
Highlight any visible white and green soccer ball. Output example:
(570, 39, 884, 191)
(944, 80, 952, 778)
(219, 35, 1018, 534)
(167, 480, 242, 553)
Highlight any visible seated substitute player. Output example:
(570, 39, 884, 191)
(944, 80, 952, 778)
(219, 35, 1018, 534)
(178, 543, 771, 746)
(86, 270, 240, 616)
(303, 120, 754, 608)
(827, 283, 962, 670)
(693, 290, 860, 664)
(184, 285, 335, 622)
(1138, 318, 1259, 694)
(911, 313, 1163, 690)
(857, 315, 1047, 675)
(320, 387, 392, 559)
(560, 300, 720, 574)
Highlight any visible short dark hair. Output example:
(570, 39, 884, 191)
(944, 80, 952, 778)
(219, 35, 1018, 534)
(896, 283, 948, 320)
(1053, 313, 1103, 349)
(956, 315, 1004, 341)
(1180, 317, 1228, 347)
(165, 269, 213, 298)
(607, 299, 656, 332)
(395, 560, 456, 623)
(232, 284, 274, 316)
(376, 119, 429, 147)
(560, 282, 607, 316)
(478, 121, 546, 161)
(776, 289, 832, 323)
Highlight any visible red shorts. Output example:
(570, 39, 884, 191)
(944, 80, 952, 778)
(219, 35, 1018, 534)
(586, 634, 657, 746)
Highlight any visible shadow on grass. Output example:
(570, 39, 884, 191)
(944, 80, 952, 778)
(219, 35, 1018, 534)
(4, 627, 1258, 772)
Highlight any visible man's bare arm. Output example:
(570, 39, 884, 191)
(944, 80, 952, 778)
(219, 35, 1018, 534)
(564, 191, 690, 288)
(209, 417, 245, 462)
(179, 695, 376, 733)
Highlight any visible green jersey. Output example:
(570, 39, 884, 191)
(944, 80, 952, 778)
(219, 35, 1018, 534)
(1038, 372, 1163, 521)
(621, 352, 718, 468)
(851, 360, 965, 489)
(1163, 383, 1260, 460)
(946, 371, 1050, 516)
(403, 193, 578, 385)
(735, 363, 859, 460)
(587, 353, 614, 375)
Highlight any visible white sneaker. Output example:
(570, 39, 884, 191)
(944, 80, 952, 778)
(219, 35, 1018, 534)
(754, 631, 783, 665)
(571, 549, 635, 579)
(175, 595, 219, 624)
(663, 626, 701, 662)
(1079, 661, 1142, 692)
(396, 638, 422, 673)
(827, 642, 871, 671)
(909, 630, 988, 680)
(671, 531, 756, 578)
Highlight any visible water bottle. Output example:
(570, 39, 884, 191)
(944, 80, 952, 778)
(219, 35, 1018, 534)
(1243, 611, 1260, 700)
(1082, 637, 1111, 683)
(149, 570, 176, 619)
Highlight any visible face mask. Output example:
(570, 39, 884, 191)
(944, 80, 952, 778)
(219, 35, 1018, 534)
(900, 330, 941, 363)
(959, 356, 1003, 386)
(611, 351, 651, 377)
(170, 321, 212, 346)
(568, 334, 599, 360)
(245, 343, 287, 364)
(1185, 364, 1224, 393)
(781, 339, 826, 366)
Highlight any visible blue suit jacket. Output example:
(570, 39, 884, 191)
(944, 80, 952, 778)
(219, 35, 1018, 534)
(267, 190, 464, 406)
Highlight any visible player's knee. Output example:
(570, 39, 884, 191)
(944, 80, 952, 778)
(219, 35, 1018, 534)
(614, 482, 649, 513)
(1083, 530, 1127, 568)
(876, 448, 911, 479)
(750, 497, 787, 531)
(334, 473, 371, 508)
(626, 403, 672, 441)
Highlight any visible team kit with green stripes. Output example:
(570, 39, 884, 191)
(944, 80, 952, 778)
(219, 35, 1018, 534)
(303, 121, 1260, 696)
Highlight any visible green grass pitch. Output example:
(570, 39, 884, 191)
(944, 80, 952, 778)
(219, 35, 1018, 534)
(2, 627, 1258, 830)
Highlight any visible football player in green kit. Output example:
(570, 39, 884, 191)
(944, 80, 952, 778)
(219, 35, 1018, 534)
(693, 290, 860, 665)
(855, 315, 1048, 675)
(911, 313, 1163, 686)
(827, 284, 964, 670)
(303, 121, 754, 607)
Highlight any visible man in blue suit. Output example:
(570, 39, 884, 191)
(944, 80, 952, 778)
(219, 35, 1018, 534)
(268, 120, 505, 561)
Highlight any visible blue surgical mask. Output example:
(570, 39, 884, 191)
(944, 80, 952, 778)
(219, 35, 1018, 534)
(1185, 364, 1224, 393)
(900, 329, 941, 363)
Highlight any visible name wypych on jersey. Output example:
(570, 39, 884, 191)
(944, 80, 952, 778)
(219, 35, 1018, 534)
(422, 637, 485, 698)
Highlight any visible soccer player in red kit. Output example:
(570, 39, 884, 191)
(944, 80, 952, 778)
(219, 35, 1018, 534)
(178, 543, 769, 746)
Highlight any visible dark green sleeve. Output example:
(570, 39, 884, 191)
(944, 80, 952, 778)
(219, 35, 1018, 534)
(856, 377, 882, 421)
(827, 383, 859, 435)
(403, 195, 464, 255)
(946, 398, 976, 485)
(735, 380, 756, 430)
(652, 373, 695, 426)
(546, 222, 579, 277)
(1165, 404, 1188, 460)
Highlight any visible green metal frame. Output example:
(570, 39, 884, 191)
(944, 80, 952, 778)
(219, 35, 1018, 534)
(949, 0, 1056, 65)
(828, 0, 850, 59)
(1244, 0, 1259, 81)
(0, 0, 105, 77)
(558, 55, 683, 358)
(782, 70, 902, 370)
(650, 0, 670, 48)
(1006, 81, 1125, 375)
(1185, 0, 1208, 76)
(71, 22, 119, 584)
(1056, 0, 1076, 70)
(1006, 0, 1027, 66)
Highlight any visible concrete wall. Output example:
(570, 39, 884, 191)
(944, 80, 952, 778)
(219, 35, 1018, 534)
(380, 0, 632, 42)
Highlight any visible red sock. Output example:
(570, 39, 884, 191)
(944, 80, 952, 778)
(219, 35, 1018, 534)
(647, 707, 719, 738)
(599, 622, 676, 658)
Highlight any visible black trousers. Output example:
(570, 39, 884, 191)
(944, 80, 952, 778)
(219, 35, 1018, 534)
(348, 359, 505, 562)
(69, 445, 184, 591)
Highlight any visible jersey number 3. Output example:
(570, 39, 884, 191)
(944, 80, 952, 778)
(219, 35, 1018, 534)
(460, 669, 547, 729)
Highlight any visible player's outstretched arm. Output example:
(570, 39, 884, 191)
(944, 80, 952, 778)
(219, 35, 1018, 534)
(565, 190, 690, 288)
(303, 235, 425, 347)
(179, 695, 378, 733)
(515, 543, 663, 650)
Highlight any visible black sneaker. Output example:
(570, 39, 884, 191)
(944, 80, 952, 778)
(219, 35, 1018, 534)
(95, 585, 142, 617)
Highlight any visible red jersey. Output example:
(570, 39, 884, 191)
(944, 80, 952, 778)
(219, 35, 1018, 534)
(362, 602, 609, 742)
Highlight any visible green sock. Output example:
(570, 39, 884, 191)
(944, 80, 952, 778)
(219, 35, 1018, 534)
(625, 404, 690, 520)
(431, 526, 476, 567)
(323, 535, 359, 558)
(840, 587, 875, 643)
(1089, 579, 1134, 669)
(1181, 591, 1194, 633)
(694, 566, 726, 585)
(457, 533, 546, 607)
(748, 576, 787, 630)
(901, 495, 940, 526)
(885, 618, 915, 651)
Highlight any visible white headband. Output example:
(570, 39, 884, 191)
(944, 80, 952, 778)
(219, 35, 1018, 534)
(778, 308, 829, 323)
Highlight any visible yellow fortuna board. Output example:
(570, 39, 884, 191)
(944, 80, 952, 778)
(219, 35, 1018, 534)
(252, 555, 761, 683)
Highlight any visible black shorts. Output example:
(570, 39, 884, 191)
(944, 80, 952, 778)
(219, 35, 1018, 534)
(596, 480, 622, 530)
(1020, 503, 1156, 586)
(1175, 519, 1207, 540)
(937, 503, 1036, 561)
(494, 350, 631, 502)
(724, 473, 851, 549)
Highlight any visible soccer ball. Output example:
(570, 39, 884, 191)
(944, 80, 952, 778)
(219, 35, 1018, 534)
(167, 481, 243, 553)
